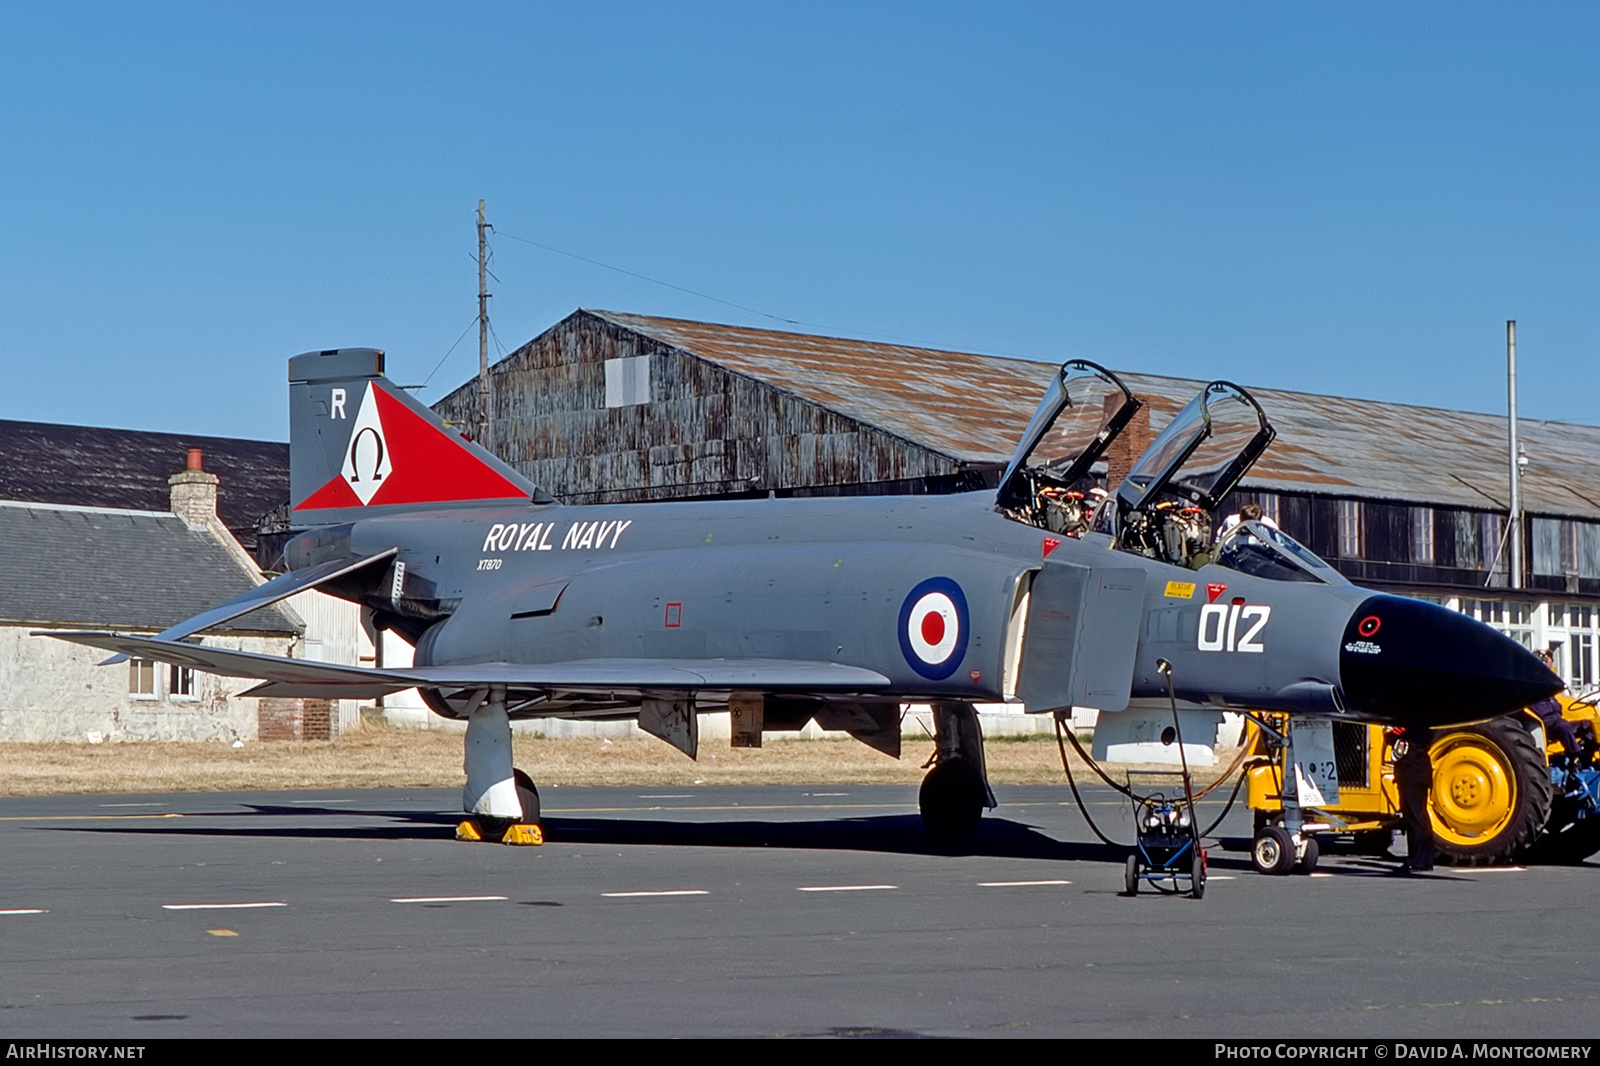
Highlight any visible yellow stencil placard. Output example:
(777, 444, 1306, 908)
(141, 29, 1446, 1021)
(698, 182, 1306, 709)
(1164, 581, 1196, 599)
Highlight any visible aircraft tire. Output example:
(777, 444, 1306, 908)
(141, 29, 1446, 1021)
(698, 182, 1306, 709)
(513, 768, 541, 825)
(1125, 854, 1139, 895)
(919, 760, 985, 838)
(1428, 716, 1552, 867)
(1251, 825, 1297, 876)
(1189, 850, 1205, 899)
(1293, 835, 1319, 875)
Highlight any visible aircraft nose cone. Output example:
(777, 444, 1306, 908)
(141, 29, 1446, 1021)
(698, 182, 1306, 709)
(1339, 595, 1560, 727)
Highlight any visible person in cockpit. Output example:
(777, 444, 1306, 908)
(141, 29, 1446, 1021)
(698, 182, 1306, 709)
(1219, 501, 1277, 542)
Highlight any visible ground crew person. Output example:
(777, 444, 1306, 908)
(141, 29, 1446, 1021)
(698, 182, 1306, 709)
(1393, 727, 1435, 873)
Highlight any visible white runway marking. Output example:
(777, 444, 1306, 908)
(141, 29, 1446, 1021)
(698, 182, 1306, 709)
(797, 884, 897, 892)
(1470, 867, 1528, 873)
(1310, 873, 1333, 878)
(806, 793, 849, 797)
(1209, 876, 1237, 881)
(0, 909, 46, 915)
(636, 795, 693, 799)
(162, 902, 287, 911)
(601, 890, 710, 898)
(390, 895, 508, 904)
(978, 879, 1071, 887)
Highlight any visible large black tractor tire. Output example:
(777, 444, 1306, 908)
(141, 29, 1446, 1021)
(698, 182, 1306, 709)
(1526, 814, 1600, 865)
(919, 760, 987, 838)
(1428, 716, 1552, 867)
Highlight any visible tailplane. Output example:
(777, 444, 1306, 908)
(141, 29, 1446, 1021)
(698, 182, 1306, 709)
(288, 348, 546, 527)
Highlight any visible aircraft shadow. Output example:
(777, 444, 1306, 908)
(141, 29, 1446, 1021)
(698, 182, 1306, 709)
(54, 802, 1134, 863)
(540, 812, 1123, 862)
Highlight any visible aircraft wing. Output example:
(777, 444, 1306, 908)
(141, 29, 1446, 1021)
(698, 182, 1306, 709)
(97, 548, 400, 665)
(41, 631, 891, 701)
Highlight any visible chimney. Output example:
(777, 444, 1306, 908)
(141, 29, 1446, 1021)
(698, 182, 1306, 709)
(1101, 394, 1154, 490)
(170, 448, 220, 530)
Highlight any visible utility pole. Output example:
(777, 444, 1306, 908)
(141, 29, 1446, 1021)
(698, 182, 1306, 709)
(1507, 320, 1523, 590)
(477, 199, 492, 448)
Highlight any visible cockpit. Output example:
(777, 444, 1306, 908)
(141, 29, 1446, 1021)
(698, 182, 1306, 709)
(998, 366, 1347, 584)
(1109, 380, 1274, 569)
(1213, 519, 1349, 586)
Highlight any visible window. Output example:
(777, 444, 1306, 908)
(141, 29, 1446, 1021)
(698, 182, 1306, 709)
(603, 356, 651, 408)
(1338, 500, 1363, 558)
(1256, 493, 1281, 526)
(1461, 599, 1533, 649)
(1574, 633, 1595, 688)
(128, 658, 156, 699)
(1411, 507, 1435, 564)
(169, 665, 196, 700)
(1480, 513, 1505, 572)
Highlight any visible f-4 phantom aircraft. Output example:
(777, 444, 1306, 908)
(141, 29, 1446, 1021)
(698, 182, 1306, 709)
(46, 349, 1560, 852)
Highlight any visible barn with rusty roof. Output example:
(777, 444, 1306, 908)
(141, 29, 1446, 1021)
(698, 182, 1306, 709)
(435, 308, 1600, 689)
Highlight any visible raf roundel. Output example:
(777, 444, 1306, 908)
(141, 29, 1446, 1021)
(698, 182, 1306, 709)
(898, 577, 970, 680)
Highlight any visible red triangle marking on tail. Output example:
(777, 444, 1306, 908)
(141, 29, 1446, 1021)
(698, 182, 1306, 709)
(296, 385, 527, 511)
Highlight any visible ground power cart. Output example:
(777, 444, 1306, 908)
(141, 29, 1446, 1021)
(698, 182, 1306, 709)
(1124, 771, 1206, 898)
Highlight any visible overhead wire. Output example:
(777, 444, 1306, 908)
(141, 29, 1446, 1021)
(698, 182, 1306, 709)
(491, 227, 1041, 358)
(495, 229, 802, 325)
(419, 316, 481, 390)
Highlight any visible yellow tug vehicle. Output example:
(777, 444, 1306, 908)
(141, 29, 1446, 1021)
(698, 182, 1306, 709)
(1246, 693, 1600, 868)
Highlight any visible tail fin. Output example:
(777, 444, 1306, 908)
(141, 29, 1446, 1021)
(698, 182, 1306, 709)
(288, 348, 547, 527)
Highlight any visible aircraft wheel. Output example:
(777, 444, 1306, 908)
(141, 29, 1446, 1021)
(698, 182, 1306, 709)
(1428, 717, 1551, 867)
(513, 768, 541, 824)
(1125, 854, 1140, 895)
(1293, 835, 1319, 875)
(1190, 849, 1206, 899)
(919, 760, 985, 838)
(1251, 825, 1297, 876)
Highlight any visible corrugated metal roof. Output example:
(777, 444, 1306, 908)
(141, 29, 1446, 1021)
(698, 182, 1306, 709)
(589, 310, 1058, 466)
(590, 310, 1600, 521)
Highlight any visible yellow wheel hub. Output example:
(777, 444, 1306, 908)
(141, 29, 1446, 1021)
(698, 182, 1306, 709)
(1428, 733, 1518, 844)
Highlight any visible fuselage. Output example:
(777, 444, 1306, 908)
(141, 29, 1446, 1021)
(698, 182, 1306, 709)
(289, 489, 1558, 728)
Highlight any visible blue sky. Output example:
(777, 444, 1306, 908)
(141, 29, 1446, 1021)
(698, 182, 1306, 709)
(3, 3, 1597, 441)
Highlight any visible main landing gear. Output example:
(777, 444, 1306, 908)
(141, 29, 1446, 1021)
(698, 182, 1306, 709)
(455, 686, 543, 845)
(918, 701, 997, 838)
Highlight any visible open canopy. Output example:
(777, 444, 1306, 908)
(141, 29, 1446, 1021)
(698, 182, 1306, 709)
(995, 360, 1141, 526)
(1115, 380, 1275, 518)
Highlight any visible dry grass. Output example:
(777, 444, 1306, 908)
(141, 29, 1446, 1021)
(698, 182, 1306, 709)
(0, 725, 1244, 796)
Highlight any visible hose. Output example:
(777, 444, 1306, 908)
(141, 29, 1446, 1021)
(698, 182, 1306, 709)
(1052, 713, 1258, 846)
(1054, 714, 1131, 848)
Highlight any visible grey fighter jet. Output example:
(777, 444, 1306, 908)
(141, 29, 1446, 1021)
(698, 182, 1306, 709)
(44, 349, 1560, 847)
